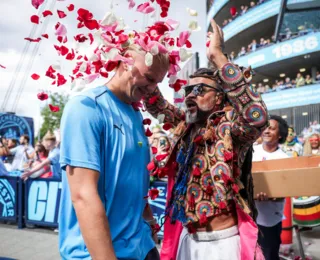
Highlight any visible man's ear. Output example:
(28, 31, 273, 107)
(215, 93, 223, 105)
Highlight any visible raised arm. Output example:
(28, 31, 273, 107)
(208, 20, 268, 143)
(144, 87, 185, 127)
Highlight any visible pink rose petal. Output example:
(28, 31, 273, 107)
(178, 31, 191, 47)
(55, 23, 67, 36)
(84, 73, 100, 84)
(32, 0, 45, 9)
(128, 0, 135, 9)
(137, 2, 155, 14)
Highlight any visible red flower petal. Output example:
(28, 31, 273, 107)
(118, 34, 129, 44)
(148, 188, 159, 200)
(57, 10, 67, 19)
(100, 71, 109, 78)
(0, 64, 6, 69)
(57, 36, 63, 43)
(149, 95, 159, 105)
(45, 66, 56, 79)
(31, 73, 40, 80)
(84, 19, 99, 30)
(51, 81, 56, 85)
(24, 37, 41, 42)
(32, 0, 45, 9)
(155, 153, 169, 161)
(49, 104, 60, 112)
(160, 11, 168, 18)
(145, 128, 153, 137)
(41, 34, 49, 39)
(143, 118, 152, 125)
(88, 33, 94, 45)
(43, 10, 53, 17)
(57, 73, 67, 86)
(163, 122, 173, 131)
(66, 49, 75, 60)
(105, 60, 118, 72)
(60, 45, 69, 56)
(67, 4, 75, 11)
(37, 92, 48, 101)
(30, 15, 39, 24)
(151, 147, 158, 154)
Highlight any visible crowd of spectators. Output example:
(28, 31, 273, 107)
(254, 69, 320, 94)
(0, 131, 61, 180)
(222, 0, 267, 27)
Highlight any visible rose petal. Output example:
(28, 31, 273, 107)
(188, 21, 201, 31)
(31, 73, 40, 80)
(105, 60, 118, 72)
(57, 10, 67, 19)
(145, 128, 153, 137)
(178, 31, 191, 47)
(163, 122, 173, 131)
(37, 92, 48, 101)
(100, 11, 117, 26)
(148, 188, 159, 200)
(55, 23, 67, 36)
(151, 147, 158, 154)
(57, 73, 67, 86)
(49, 104, 60, 112)
(43, 10, 53, 17)
(41, 34, 49, 39)
(137, 2, 155, 14)
(179, 48, 193, 62)
(67, 4, 75, 11)
(66, 49, 75, 60)
(31, 15, 39, 24)
(24, 37, 41, 42)
(0, 64, 6, 69)
(88, 33, 94, 44)
(32, 0, 45, 9)
(59, 46, 69, 56)
(165, 19, 180, 30)
(145, 52, 153, 67)
(128, 0, 135, 9)
(149, 95, 159, 105)
(84, 73, 100, 84)
(143, 118, 152, 125)
(186, 7, 198, 16)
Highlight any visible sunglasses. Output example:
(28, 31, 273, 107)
(183, 83, 218, 97)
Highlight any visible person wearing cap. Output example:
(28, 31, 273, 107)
(21, 131, 61, 180)
(145, 20, 269, 260)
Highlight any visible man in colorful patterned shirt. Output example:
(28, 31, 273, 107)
(145, 20, 268, 260)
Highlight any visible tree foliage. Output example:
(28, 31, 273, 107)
(40, 93, 68, 139)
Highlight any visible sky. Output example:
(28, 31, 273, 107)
(0, 0, 207, 134)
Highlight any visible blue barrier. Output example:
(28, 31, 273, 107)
(149, 181, 168, 240)
(24, 178, 61, 228)
(0, 176, 18, 223)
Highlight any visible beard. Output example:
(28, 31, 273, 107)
(185, 106, 211, 124)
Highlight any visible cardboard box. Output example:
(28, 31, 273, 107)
(252, 156, 320, 198)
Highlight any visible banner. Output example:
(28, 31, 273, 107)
(0, 113, 35, 145)
(262, 84, 320, 110)
(149, 181, 168, 239)
(235, 32, 320, 69)
(0, 176, 18, 221)
(25, 179, 61, 227)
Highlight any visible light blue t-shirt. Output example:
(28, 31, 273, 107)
(58, 86, 154, 260)
(48, 147, 61, 179)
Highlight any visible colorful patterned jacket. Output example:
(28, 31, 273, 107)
(145, 62, 268, 260)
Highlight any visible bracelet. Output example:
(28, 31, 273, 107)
(146, 218, 157, 226)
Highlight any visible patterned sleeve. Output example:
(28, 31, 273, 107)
(217, 62, 269, 143)
(143, 86, 185, 127)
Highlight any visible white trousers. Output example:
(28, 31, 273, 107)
(177, 226, 241, 260)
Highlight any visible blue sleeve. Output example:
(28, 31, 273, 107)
(48, 149, 60, 165)
(60, 95, 103, 173)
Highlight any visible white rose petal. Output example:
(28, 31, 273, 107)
(150, 45, 159, 55)
(100, 11, 117, 26)
(179, 48, 193, 62)
(145, 52, 153, 67)
(79, 62, 87, 72)
(186, 8, 198, 16)
(188, 21, 201, 31)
